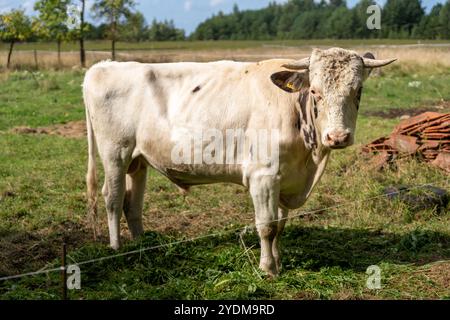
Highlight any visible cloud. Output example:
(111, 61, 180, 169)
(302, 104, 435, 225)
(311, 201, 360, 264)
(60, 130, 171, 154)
(0, 6, 11, 14)
(0, 0, 36, 15)
(22, 0, 35, 14)
(0, 0, 14, 11)
(184, 0, 192, 11)
(209, 0, 225, 7)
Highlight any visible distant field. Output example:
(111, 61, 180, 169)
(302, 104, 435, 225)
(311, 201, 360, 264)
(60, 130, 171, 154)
(0, 55, 449, 299)
(1, 39, 448, 52)
(1, 40, 450, 72)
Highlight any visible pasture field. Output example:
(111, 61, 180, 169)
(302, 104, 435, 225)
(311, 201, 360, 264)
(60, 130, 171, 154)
(1, 39, 450, 70)
(0, 48, 449, 299)
(0, 39, 447, 53)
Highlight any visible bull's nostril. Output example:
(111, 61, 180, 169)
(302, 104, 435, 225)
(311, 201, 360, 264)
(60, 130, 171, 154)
(326, 133, 332, 142)
(343, 133, 350, 143)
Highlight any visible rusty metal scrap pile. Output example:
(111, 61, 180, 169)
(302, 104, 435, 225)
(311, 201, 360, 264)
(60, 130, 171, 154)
(363, 112, 450, 172)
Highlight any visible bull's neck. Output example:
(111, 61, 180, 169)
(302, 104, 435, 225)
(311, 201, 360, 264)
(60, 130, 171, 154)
(297, 89, 328, 162)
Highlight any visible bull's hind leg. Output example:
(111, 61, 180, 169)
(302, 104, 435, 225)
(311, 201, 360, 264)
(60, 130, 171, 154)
(249, 175, 280, 277)
(101, 155, 127, 250)
(123, 157, 147, 239)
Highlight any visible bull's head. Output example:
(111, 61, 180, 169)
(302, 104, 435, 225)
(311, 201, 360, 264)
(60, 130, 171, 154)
(271, 48, 396, 149)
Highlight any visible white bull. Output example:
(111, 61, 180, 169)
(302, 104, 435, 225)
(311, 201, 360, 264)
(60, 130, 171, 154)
(84, 47, 395, 276)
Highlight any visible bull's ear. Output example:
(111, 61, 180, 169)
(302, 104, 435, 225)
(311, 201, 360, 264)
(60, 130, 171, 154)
(270, 71, 309, 93)
(362, 52, 396, 80)
(362, 52, 375, 81)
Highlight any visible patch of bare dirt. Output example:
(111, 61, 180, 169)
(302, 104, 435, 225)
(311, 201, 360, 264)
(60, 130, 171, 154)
(10, 120, 86, 139)
(385, 261, 450, 299)
(294, 290, 320, 300)
(363, 100, 450, 119)
(421, 261, 450, 290)
(139, 207, 253, 238)
(0, 221, 101, 278)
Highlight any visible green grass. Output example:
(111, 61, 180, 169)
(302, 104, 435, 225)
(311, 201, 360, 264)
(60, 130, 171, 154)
(362, 65, 450, 112)
(0, 70, 84, 130)
(0, 39, 448, 52)
(0, 63, 449, 300)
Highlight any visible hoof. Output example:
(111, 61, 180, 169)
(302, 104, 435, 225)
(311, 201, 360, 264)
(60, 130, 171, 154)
(110, 242, 121, 250)
(274, 257, 282, 275)
(130, 228, 144, 240)
(259, 261, 279, 278)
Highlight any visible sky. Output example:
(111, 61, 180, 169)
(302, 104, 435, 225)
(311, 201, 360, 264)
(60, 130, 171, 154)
(0, 0, 447, 34)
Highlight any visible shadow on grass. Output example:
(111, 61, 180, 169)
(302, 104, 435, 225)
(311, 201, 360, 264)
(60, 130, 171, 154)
(280, 226, 450, 272)
(3, 224, 450, 278)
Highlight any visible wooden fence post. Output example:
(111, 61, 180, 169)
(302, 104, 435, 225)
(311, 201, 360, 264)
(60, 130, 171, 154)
(61, 243, 67, 300)
(33, 50, 38, 70)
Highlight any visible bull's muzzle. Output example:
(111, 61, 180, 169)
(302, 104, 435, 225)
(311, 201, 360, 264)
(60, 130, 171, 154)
(323, 130, 352, 149)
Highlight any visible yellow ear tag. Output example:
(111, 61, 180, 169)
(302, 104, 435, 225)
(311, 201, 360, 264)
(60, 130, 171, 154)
(286, 82, 295, 90)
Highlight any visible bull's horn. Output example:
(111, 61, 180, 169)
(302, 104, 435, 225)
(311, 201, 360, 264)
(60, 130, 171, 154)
(363, 58, 397, 68)
(282, 57, 310, 70)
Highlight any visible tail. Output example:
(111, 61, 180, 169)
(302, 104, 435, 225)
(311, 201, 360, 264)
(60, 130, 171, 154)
(85, 100, 99, 240)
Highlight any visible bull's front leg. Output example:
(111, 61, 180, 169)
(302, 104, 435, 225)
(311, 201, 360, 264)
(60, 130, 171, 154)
(249, 174, 281, 277)
(272, 207, 288, 274)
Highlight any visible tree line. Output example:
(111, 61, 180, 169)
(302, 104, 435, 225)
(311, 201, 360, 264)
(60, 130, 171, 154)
(0, 0, 184, 68)
(193, 0, 450, 40)
(1, 0, 449, 68)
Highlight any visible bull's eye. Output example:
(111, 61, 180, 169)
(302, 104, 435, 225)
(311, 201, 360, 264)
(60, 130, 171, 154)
(310, 89, 322, 102)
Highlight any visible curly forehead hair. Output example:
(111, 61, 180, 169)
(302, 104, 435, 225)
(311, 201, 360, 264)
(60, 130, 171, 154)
(310, 48, 364, 94)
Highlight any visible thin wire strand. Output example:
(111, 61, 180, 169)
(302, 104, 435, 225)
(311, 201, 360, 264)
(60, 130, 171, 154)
(0, 181, 447, 282)
(0, 267, 63, 282)
(239, 226, 262, 279)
